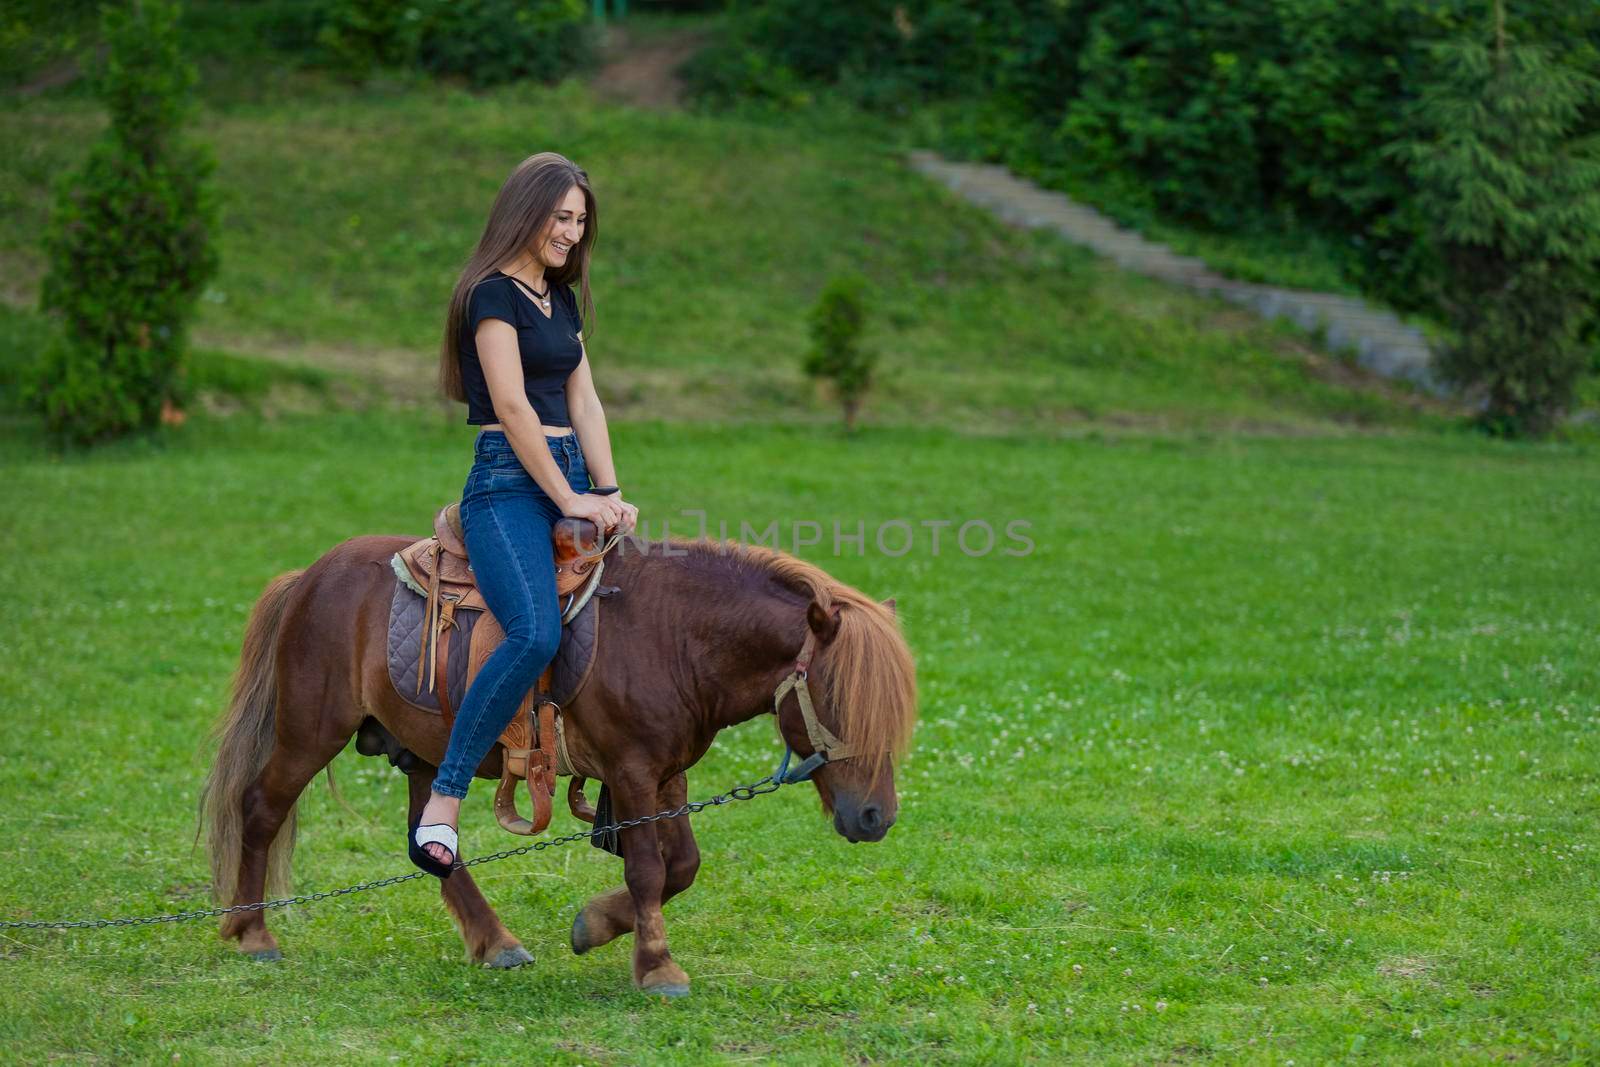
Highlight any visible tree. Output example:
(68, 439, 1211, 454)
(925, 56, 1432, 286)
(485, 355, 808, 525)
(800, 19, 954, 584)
(31, 0, 220, 444)
(1394, 0, 1600, 436)
(803, 276, 876, 434)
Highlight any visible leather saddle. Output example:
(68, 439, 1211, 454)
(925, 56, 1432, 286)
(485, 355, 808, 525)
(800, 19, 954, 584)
(390, 504, 613, 836)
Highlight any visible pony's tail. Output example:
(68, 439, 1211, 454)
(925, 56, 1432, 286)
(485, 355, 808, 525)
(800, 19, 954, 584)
(198, 570, 304, 905)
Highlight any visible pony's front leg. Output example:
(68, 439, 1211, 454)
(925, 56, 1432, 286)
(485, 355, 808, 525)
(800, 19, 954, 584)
(614, 776, 692, 996)
(570, 774, 700, 964)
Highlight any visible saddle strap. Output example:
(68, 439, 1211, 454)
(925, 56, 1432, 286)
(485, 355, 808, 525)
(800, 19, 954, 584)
(498, 685, 539, 779)
(534, 700, 559, 790)
(415, 544, 440, 697)
(436, 599, 457, 725)
(420, 542, 465, 712)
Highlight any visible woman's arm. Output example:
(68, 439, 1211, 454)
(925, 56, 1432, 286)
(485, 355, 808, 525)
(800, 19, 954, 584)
(567, 340, 638, 534)
(566, 344, 618, 486)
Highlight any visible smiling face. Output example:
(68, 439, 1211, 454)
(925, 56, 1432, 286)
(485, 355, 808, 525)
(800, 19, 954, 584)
(534, 184, 588, 270)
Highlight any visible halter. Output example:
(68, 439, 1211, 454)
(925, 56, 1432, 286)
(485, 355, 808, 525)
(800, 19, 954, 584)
(770, 625, 856, 784)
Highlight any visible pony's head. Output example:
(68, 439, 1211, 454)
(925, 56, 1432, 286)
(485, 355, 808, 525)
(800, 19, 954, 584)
(776, 593, 918, 844)
(697, 540, 919, 843)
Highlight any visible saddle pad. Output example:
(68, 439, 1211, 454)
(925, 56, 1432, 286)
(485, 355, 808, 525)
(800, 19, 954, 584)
(552, 592, 601, 703)
(387, 581, 477, 714)
(385, 580, 603, 716)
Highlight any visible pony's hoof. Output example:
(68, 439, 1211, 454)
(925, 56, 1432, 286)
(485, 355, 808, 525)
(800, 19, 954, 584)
(638, 962, 691, 997)
(486, 945, 533, 969)
(248, 947, 283, 963)
(642, 981, 690, 999)
(570, 912, 592, 956)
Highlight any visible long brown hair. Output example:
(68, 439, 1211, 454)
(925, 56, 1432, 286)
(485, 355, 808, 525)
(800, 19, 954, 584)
(438, 152, 598, 402)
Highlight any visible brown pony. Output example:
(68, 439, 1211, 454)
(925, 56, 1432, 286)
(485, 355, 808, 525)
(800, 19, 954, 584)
(198, 533, 917, 995)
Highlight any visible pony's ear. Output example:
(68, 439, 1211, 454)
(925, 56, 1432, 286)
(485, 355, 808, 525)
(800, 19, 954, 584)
(881, 597, 896, 617)
(806, 599, 842, 643)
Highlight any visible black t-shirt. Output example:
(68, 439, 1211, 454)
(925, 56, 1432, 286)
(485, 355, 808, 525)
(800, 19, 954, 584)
(459, 271, 584, 426)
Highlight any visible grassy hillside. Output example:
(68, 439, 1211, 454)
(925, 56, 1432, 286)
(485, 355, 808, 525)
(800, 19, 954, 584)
(2, 57, 1448, 436)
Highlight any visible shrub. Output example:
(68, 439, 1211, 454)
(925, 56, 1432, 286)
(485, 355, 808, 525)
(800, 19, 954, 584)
(31, 0, 219, 445)
(308, 0, 429, 83)
(265, 0, 596, 87)
(803, 276, 876, 433)
(419, 0, 595, 89)
(680, 26, 812, 109)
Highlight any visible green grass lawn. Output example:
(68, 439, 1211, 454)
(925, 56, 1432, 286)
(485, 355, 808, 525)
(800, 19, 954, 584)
(2, 412, 1597, 1064)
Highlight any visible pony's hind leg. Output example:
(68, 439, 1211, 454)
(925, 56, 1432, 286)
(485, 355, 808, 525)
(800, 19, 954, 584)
(218, 728, 351, 960)
(405, 767, 532, 969)
(570, 773, 700, 994)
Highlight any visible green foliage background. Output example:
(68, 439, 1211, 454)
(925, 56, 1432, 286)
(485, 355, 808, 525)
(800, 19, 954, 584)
(0, 0, 100, 92)
(1398, 34, 1600, 434)
(688, 0, 1600, 319)
(251, 0, 597, 87)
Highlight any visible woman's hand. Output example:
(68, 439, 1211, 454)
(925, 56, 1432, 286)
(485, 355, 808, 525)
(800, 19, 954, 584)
(612, 495, 639, 535)
(562, 490, 626, 532)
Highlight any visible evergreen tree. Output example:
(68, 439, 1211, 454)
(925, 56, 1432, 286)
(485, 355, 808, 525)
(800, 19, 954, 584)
(1395, 0, 1600, 436)
(804, 276, 876, 434)
(32, 0, 220, 444)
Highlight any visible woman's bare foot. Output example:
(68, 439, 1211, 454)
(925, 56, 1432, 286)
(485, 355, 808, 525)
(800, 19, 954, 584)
(417, 791, 462, 865)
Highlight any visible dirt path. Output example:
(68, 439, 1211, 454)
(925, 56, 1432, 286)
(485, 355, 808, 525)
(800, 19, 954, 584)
(908, 151, 1446, 397)
(588, 25, 710, 110)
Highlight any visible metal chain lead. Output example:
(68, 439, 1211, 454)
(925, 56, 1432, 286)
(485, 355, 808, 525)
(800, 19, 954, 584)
(0, 774, 783, 932)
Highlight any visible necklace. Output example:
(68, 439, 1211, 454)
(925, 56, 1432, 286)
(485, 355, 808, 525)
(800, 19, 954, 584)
(509, 272, 551, 312)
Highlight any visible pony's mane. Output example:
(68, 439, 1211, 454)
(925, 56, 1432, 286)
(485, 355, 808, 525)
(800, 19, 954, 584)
(675, 539, 918, 774)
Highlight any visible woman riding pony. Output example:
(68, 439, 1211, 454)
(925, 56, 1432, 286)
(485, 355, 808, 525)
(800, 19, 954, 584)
(410, 152, 640, 877)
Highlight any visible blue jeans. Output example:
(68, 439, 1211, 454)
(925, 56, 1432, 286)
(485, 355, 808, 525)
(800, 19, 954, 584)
(432, 430, 591, 799)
